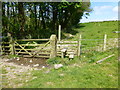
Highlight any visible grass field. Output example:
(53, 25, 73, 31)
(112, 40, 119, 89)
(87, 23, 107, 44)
(2, 21, 118, 88)
(21, 21, 118, 88)
(72, 21, 118, 40)
(22, 48, 118, 88)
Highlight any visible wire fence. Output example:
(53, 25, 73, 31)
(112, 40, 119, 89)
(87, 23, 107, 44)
(81, 38, 118, 54)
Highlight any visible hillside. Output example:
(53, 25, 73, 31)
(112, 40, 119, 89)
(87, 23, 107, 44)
(2, 21, 118, 88)
(66, 21, 118, 40)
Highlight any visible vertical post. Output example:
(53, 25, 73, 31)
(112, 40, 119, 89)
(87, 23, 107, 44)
(58, 25, 61, 41)
(50, 35, 57, 58)
(9, 33, 15, 55)
(61, 52, 64, 58)
(77, 34, 81, 56)
(103, 34, 107, 51)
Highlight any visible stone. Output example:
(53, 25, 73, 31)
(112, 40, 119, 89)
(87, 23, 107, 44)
(29, 60, 33, 63)
(54, 64, 63, 69)
(42, 66, 45, 68)
(69, 54, 74, 59)
(28, 65, 30, 67)
(59, 73, 64, 76)
(16, 57, 20, 61)
(61, 48, 67, 52)
(33, 64, 39, 67)
(5, 59, 10, 62)
(44, 70, 50, 73)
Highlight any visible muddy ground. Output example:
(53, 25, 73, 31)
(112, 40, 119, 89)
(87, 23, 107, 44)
(0, 57, 51, 88)
(2, 57, 50, 68)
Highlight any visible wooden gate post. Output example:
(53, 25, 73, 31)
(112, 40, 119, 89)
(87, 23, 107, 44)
(58, 25, 61, 41)
(9, 33, 15, 55)
(50, 35, 57, 58)
(103, 34, 107, 51)
(77, 34, 81, 56)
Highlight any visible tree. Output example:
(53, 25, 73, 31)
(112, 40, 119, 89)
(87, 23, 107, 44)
(2, 2, 92, 39)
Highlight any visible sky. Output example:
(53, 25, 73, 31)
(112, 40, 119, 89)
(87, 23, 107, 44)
(80, 0, 120, 23)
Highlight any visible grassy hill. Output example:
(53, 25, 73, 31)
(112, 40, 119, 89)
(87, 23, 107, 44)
(21, 21, 118, 88)
(66, 21, 118, 40)
(2, 21, 118, 88)
(22, 48, 118, 88)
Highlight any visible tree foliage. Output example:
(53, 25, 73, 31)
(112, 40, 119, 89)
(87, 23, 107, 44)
(2, 2, 92, 39)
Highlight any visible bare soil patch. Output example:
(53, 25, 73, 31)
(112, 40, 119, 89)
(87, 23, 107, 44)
(5, 57, 49, 68)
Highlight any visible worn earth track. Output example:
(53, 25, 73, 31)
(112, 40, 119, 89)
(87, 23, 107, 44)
(0, 57, 49, 88)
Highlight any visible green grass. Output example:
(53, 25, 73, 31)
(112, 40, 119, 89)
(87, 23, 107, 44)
(21, 48, 118, 88)
(2, 21, 118, 88)
(20, 21, 118, 88)
(63, 21, 118, 52)
(72, 21, 118, 40)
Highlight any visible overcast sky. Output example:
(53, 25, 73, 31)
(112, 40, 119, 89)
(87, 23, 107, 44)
(80, 0, 120, 23)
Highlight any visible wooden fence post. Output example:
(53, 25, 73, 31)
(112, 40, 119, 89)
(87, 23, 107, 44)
(77, 34, 81, 56)
(50, 35, 57, 58)
(9, 34, 15, 55)
(58, 25, 61, 41)
(103, 34, 107, 51)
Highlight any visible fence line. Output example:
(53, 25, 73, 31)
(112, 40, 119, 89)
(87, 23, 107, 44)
(1, 33, 118, 58)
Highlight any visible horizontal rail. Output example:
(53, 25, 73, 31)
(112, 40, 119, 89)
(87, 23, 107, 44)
(57, 44, 78, 47)
(57, 52, 77, 54)
(15, 49, 51, 52)
(57, 41, 78, 44)
(2, 42, 10, 44)
(14, 44, 42, 46)
(57, 50, 76, 52)
(81, 39, 104, 40)
(1, 46, 10, 48)
(16, 52, 50, 54)
(23, 55, 50, 58)
(16, 39, 49, 41)
(57, 54, 77, 56)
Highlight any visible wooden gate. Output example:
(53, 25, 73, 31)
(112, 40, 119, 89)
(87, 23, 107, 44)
(1, 35, 57, 58)
(14, 39, 51, 58)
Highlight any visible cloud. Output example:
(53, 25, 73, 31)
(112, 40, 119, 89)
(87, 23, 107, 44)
(94, 6, 113, 10)
(81, 18, 118, 23)
(112, 6, 120, 12)
(93, 6, 113, 15)
(80, 4, 118, 23)
(91, 0, 119, 2)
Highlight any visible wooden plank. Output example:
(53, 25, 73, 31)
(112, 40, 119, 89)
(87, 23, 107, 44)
(57, 51, 76, 54)
(57, 41, 78, 44)
(16, 52, 50, 54)
(57, 50, 75, 53)
(14, 41, 33, 56)
(2, 42, 10, 44)
(2, 50, 11, 52)
(17, 39, 49, 41)
(57, 44, 78, 47)
(96, 54, 115, 63)
(15, 48, 51, 52)
(1, 46, 11, 48)
(14, 44, 41, 46)
(57, 54, 77, 57)
(23, 55, 50, 58)
(32, 41, 50, 57)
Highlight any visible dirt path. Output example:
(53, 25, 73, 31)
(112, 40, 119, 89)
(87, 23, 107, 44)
(0, 57, 49, 88)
